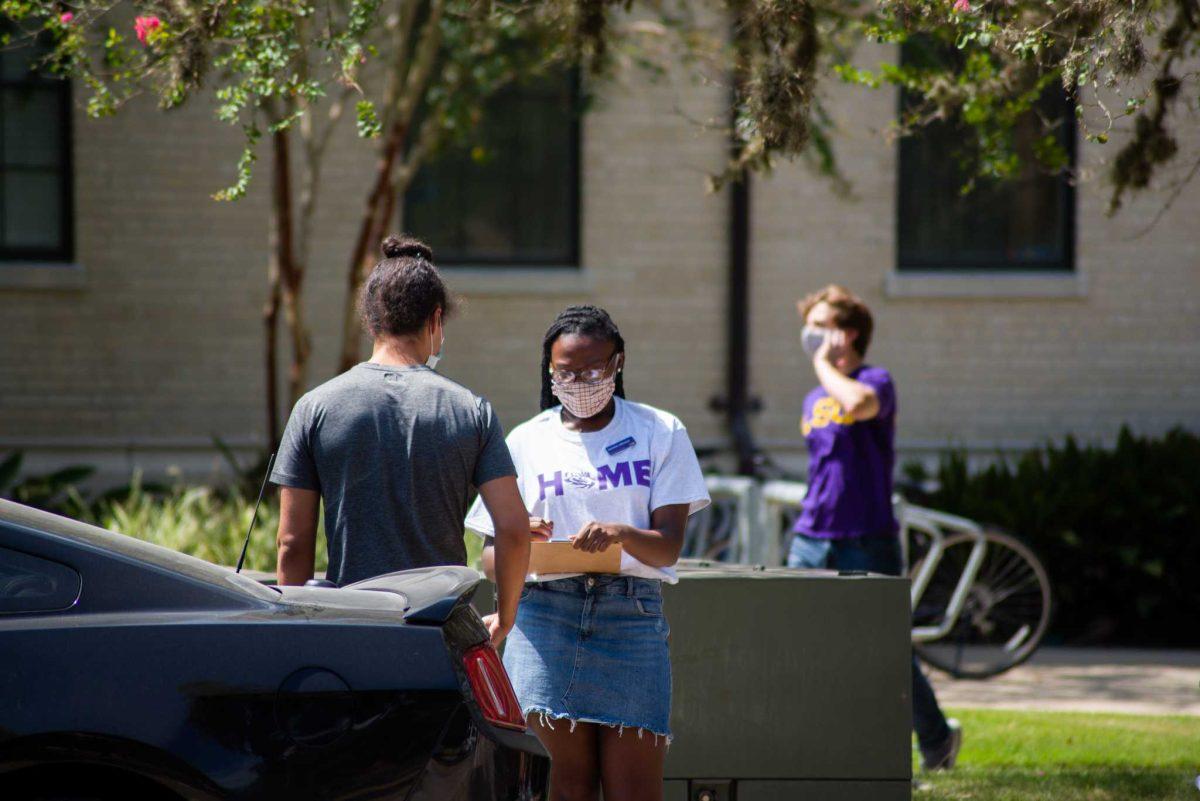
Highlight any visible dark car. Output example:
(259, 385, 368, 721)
(0, 499, 548, 800)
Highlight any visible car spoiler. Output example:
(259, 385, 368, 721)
(344, 566, 481, 625)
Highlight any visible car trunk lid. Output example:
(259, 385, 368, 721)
(343, 565, 480, 624)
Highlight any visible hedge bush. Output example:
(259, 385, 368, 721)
(908, 427, 1200, 646)
(2, 452, 487, 575)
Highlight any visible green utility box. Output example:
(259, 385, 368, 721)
(663, 562, 911, 800)
(475, 561, 912, 801)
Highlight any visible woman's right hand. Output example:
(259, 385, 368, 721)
(529, 517, 554, 541)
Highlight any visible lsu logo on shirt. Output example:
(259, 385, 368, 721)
(564, 471, 596, 490)
(537, 459, 651, 500)
(801, 396, 855, 436)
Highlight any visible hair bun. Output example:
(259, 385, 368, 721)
(381, 235, 433, 262)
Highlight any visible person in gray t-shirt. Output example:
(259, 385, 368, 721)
(271, 235, 531, 646)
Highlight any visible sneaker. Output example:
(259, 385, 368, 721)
(921, 718, 962, 771)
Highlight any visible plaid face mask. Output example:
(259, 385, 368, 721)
(552, 373, 617, 419)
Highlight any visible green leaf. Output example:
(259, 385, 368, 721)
(42, 465, 95, 489)
(0, 451, 22, 495)
(355, 100, 381, 139)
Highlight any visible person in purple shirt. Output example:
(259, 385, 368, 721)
(791, 284, 963, 772)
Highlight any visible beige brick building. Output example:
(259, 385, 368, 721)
(1, 45, 1197, 484)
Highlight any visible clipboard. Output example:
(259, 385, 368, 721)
(529, 541, 623, 575)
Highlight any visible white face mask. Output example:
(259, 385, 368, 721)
(552, 374, 617, 419)
(426, 320, 444, 370)
(801, 325, 829, 357)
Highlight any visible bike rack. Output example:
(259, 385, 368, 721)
(899, 502, 989, 643)
(697, 477, 991, 643)
(759, 480, 809, 566)
(696, 476, 762, 564)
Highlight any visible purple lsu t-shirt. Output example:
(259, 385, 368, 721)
(793, 365, 898, 539)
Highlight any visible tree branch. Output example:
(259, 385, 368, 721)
(379, 0, 423, 135)
(1129, 150, 1200, 239)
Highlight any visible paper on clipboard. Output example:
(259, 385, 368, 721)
(528, 493, 623, 575)
(528, 540, 623, 575)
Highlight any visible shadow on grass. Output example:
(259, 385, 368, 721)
(919, 768, 1198, 801)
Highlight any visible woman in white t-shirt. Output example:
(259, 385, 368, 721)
(466, 305, 710, 801)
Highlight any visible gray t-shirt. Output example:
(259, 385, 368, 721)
(271, 362, 516, 586)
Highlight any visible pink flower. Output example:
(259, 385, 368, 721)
(59, 11, 74, 23)
(134, 15, 162, 45)
(952, 0, 971, 11)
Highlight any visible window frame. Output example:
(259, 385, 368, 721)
(894, 50, 1076, 274)
(0, 33, 75, 264)
(402, 72, 582, 269)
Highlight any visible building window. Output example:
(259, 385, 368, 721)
(896, 45, 1074, 272)
(404, 72, 580, 267)
(0, 32, 73, 263)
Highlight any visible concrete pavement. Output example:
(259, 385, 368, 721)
(926, 647, 1200, 716)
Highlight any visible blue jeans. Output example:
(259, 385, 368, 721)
(788, 533, 952, 756)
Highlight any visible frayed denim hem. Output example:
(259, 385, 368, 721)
(524, 707, 673, 747)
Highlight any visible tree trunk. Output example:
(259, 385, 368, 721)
(270, 126, 312, 415)
(336, 0, 445, 373)
(337, 121, 408, 373)
(263, 258, 282, 450)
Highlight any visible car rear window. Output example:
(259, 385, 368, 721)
(1, 501, 279, 603)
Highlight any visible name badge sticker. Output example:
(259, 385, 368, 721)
(605, 436, 636, 456)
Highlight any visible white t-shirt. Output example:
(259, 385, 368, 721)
(465, 398, 711, 583)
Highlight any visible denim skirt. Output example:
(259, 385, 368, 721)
(501, 575, 672, 742)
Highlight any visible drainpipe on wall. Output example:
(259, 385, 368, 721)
(723, 169, 761, 476)
(709, 29, 761, 476)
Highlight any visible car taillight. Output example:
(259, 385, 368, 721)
(462, 643, 526, 731)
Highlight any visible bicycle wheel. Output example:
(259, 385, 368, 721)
(913, 529, 1052, 679)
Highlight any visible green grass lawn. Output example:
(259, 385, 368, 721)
(916, 708, 1200, 800)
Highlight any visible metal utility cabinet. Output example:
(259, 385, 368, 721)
(475, 561, 912, 801)
(663, 562, 911, 801)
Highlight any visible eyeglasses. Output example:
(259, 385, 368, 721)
(549, 352, 621, 386)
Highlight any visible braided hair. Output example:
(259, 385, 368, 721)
(540, 305, 626, 410)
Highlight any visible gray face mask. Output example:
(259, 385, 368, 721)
(801, 325, 828, 357)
